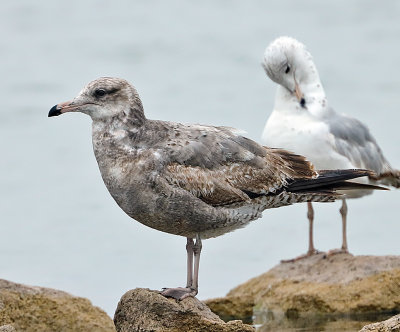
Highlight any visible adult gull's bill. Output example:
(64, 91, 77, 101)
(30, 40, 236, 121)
(49, 77, 381, 299)
(261, 36, 399, 261)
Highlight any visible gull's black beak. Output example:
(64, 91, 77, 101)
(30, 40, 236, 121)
(48, 105, 62, 117)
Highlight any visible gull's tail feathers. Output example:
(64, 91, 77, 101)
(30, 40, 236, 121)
(370, 169, 400, 188)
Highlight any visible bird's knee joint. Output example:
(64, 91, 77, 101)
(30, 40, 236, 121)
(193, 243, 202, 255)
(186, 239, 194, 251)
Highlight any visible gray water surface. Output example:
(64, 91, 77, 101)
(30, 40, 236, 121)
(1, 1, 399, 324)
(253, 310, 396, 331)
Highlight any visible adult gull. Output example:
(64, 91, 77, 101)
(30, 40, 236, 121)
(262, 36, 399, 261)
(49, 77, 381, 299)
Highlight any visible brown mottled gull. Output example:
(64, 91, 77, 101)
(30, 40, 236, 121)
(262, 36, 399, 262)
(48, 77, 381, 300)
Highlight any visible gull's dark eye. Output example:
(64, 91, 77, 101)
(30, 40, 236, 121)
(285, 65, 290, 74)
(94, 89, 107, 98)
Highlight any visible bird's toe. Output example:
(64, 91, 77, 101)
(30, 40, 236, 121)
(160, 287, 197, 300)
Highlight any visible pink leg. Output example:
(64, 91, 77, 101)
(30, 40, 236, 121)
(161, 235, 201, 300)
(186, 238, 194, 288)
(328, 199, 351, 256)
(307, 202, 317, 255)
(281, 202, 323, 263)
(340, 199, 348, 252)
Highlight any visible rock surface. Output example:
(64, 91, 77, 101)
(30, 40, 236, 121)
(0, 325, 15, 332)
(203, 295, 254, 323)
(360, 314, 400, 332)
(0, 279, 116, 332)
(114, 288, 255, 332)
(206, 254, 400, 321)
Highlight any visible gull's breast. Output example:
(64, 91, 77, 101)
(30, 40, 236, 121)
(262, 109, 353, 170)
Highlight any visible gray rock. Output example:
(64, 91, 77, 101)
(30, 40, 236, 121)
(0, 325, 15, 332)
(359, 314, 400, 332)
(114, 288, 254, 332)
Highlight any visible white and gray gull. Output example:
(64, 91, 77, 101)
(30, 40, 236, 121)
(48, 77, 381, 299)
(262, 36, 399, 261)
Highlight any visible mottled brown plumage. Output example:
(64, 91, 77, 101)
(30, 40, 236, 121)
(48, 77, 380, 299)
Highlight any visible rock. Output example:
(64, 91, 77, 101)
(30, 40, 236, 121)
(207, 254, 400, 321)
(0, 325, 15, 332)
(359, 314, 400, 331)
(114, 288, 255, 332)
(0, 279, 116, 332)
(205, 295, 254, 323)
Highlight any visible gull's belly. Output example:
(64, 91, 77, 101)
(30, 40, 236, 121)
(95, 157, 256, 239)
(262, 111, 354, 170)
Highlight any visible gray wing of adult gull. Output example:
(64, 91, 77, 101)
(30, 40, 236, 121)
(327, 110, 400, 187)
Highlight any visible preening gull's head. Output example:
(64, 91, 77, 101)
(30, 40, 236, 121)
(48, 77, 144, 122)
(263, 36, 324, 109)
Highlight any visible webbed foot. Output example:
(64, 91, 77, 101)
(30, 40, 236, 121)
(160, 287, 197, 300)
(327, 248, 351, 256)
(281, 249, 324, 263)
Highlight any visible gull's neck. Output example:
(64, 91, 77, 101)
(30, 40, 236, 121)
(91, 115, 172, 154)
(92, 104, 146, 133)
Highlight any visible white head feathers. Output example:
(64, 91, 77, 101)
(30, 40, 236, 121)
(263, 36, 326, 112)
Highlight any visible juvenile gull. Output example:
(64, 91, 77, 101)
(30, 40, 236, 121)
(49, 77, 380, 299)
(262, 36, 399, 261)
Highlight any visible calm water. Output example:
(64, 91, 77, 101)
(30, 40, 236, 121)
(253, 310, 397, 331)
(1, 1, 400, 329)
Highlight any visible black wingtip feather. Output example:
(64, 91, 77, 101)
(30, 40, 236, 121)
(287, 169, 383, 192)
